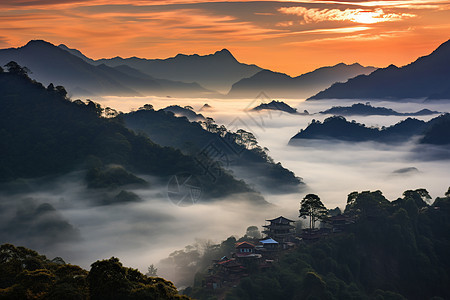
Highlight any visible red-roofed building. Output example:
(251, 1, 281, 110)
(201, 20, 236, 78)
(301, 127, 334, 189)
(235, 241, 255, 253)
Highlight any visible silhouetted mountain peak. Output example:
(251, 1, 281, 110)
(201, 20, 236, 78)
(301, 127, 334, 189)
(23, 39, 55, 49)
(214, 48, 234, 58)
(58, 44, 70, 50)
(386, 64, 399, 69)
(351, 62, 363, 67)
(171, 49, 236, 62)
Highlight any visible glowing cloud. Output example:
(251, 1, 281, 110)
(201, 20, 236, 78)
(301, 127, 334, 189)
(279, 7, 416, 24)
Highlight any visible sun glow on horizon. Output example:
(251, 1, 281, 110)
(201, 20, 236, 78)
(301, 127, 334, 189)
(0, 0, 448, 75)
(279, 7, 416, 24)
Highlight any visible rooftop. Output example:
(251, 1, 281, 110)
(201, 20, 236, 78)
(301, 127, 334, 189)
(266, 216, 295, 224)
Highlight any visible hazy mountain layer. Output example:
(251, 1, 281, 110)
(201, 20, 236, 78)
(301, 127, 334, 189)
(228, 63, 376, 99)
(91, 48, 262, 93)
(0, 40, 212, 97)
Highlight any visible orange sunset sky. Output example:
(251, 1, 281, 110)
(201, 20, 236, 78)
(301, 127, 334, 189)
(1, 0, 449, 75)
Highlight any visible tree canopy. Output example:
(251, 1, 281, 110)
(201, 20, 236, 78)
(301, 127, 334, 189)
(0, 244, 190, 300)
(299, 193, 328, 229)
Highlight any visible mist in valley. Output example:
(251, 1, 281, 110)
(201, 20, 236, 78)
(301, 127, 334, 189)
(97, 94, 450, 204)
(1, 93, 449, 287)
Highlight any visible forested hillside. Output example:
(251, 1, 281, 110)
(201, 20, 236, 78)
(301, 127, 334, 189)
(0, 62, 261, 200)
(185, 188, 450, 300)
(123, 108, 303, 194)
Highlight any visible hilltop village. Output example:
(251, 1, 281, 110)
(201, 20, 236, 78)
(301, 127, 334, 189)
(203, 212, 355, 291)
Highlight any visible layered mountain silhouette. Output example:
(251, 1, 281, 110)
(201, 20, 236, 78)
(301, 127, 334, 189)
(289, 114, 450, 144)
(309, 39, 450, 101)
(0, 67, 266, 202)
(0, 40, 212, 97)
(320, 103, 441, 116)
(123, 107, 303, 194)
(228, 63, 376, 99)
(76, 48, 262, 93)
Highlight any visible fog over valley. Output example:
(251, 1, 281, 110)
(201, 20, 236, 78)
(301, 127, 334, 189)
(1, 37, 450, 299)
(1, 83, 449, 288)
(96, 96, 450, 205)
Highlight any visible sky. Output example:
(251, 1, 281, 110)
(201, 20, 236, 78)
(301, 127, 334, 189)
(0, 0, 449, 75)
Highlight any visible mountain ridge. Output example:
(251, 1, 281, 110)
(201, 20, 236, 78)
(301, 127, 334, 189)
(228, 62, 376, 99)
(91, 47, 262, 93)
(0, 40, 213, 97)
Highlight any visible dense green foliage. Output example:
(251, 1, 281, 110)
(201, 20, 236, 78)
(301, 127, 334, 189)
(0, 63, 261, 200)
(188, 188, 450, 300)
(123, 107, 303, 193)
(0, 244, 189, 300)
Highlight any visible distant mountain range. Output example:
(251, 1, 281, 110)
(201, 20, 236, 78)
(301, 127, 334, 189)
(320, 103, 441, 116)
(309, 39, 450, 101)
(228, 63, 376, 99)
(61, 44, 262, 93)
(0, 40, 213, 97)
(3, 39, 448, 101)
(0, 40, 378, 99)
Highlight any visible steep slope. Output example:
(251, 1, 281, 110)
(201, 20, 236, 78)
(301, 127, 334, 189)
(228, 63, 376, 99)
(58, 43, 96, 64)
(95, 49, 262, 93)
(309, 39, 450, 100)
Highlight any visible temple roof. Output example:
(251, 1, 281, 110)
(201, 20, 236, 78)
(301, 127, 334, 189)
(266, 216, 295, 224)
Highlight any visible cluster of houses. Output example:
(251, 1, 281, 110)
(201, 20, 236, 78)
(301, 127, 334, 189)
(203, 214, 355, 290)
